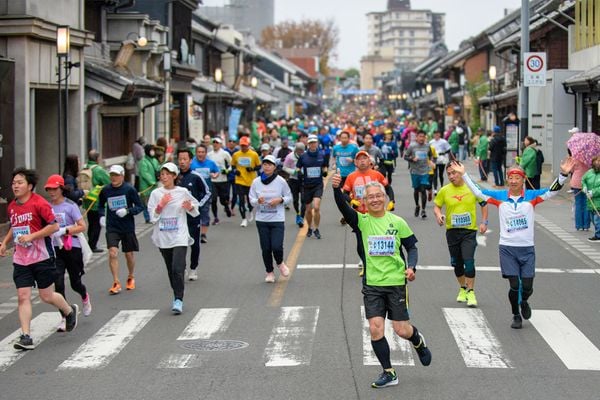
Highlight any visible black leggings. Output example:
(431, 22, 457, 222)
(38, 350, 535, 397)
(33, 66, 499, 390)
(288, 178, 305, 217)
(380, 163, 394, 185)
(433, 164, 445, 190)
(211, 182, 230, 218)
(236, 184, 253, 219)
(160, 246, 187, 300)
(507, 276, 534, 315)
(413, 187, 427, 208)
(54, 246, 87, 302)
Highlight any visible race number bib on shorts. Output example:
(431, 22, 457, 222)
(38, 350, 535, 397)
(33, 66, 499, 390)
(451, 212, 472, 228)
(54, 212, 67, 227)
(159, 217, 179, 231)
(368, 235, 395, 256)
(306, 167, 321, 178)
(238, 157, 251, 167)
(107, 195, 127, 211)
(506, 214, 528, 232)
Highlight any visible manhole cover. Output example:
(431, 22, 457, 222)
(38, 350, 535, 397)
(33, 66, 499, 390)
(179, 339, 249, 352)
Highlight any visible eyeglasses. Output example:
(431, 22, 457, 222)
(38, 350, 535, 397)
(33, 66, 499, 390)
(365, 193, 385, 201)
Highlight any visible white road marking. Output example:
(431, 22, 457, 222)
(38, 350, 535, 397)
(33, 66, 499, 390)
(361, 306, 414, 366)
(57, 309, 158, 370)
(264, 306, 319, 367)
(0, 312, 61, 372)
(177, 308, 238, 340)
(156, 353, 202, 369)
(295, 264, 600, 274)
(443, 308, 513, 368)
(529, 310, 600, 371)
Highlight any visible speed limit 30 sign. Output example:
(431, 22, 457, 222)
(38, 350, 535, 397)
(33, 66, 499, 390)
(524, 52, 546, 87)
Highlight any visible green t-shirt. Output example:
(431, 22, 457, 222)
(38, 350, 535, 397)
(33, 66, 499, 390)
(357, 212, 414, 286)
(434, 183, 480, 230)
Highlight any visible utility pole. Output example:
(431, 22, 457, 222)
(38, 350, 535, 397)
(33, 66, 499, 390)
(520, 0, 529, 141)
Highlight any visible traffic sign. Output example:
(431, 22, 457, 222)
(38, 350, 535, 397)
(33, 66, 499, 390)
(524, 52, 546, 87)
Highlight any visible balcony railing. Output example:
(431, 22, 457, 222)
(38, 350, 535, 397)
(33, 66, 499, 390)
(575, 0, 600, 51)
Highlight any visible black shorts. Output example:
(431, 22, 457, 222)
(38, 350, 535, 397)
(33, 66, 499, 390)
(106, 231, 139, 252)
(13, 258, 57, 289)
(446, 229, 477, 261)
(362, 285, 409, 321)
(302, 184, 323, 204)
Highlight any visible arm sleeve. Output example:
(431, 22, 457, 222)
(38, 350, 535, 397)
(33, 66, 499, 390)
(333, 187, 358, 229)
(401, 235, 418, 268)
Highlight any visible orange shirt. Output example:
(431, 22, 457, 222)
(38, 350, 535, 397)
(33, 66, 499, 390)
(343, 169, 388, 213)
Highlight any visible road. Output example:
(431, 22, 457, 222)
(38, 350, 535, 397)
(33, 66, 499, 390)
(0, 161, 599, 400)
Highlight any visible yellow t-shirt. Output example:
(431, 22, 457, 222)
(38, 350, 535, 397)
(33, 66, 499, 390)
(231, 149, 261, 187)
(434, 183, 480, 230)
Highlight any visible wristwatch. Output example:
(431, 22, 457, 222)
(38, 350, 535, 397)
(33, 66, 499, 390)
(65, 228, 70, 235)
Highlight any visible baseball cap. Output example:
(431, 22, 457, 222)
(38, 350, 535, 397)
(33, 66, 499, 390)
(307, 135, 318, 143)
(161, 162, 179, 175)
(260, 143, 271, 151)
(568, 127, 580, 134)
(239, 136, 250, 146)
(109, 165, 125, 175)
(262, 155, 277, 165)
(44, 174, 65, 189)
(212, 137, 222, 144)
(355, 150, 370, 160)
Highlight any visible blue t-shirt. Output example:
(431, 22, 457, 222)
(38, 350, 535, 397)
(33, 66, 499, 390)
(51, 198, 82, 248)
(318, 134, 334, 155)
(332, 143, 359, 177)
(378, 140, 399, 161)
(191, 158, 219, 184)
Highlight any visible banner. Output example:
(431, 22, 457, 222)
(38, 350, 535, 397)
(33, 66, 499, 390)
(228, 108, 242, 141)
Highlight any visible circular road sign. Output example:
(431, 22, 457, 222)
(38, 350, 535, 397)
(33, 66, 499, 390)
(526, 55, 544, 72)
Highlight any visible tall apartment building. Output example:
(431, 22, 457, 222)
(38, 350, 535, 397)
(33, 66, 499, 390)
(366, 0, 445, 70)
(200, 0, 274, 39)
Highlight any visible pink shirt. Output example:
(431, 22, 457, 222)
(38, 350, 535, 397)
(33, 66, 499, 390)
(570, 160, 588, 189)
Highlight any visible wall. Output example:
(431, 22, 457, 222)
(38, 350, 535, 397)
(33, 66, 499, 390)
(1, 0, 83, 28)
(464, 52, 487, 83)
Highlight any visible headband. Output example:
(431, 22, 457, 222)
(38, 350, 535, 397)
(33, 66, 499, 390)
(507, 169, 526, 178)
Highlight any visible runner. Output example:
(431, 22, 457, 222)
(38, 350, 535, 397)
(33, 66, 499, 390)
(207, 137, 233, 224)
(433, 163, 488, 307)
(359, 133, 383, 171)
(377, 130, 398, 184)
(331, 173, 431, 388)
(297, 135, 328, 239)
(404, 131, 436, 219)
(148, 162, 200, 314)
(452, 158, 575, 328)
(249, 155, 292, 282)
(45, 175, 92, 332)
(0, 168, 79, 350)
(332, 130, 359, 225)
(230, 136, 261, 227)
(97, 165, 144, 295)
(282, 142, 306, 227)
(191, 144, 219, 242)
(177, 148, 211, 281)
(429, 130, 452, 194)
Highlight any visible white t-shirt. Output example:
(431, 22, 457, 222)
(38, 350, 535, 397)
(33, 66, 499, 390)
(207, 149, 232, 183)
(248, 175, 292, 222)
(148, 186, 199, 248)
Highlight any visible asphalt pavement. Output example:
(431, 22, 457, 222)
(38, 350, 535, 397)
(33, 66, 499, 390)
(0, 159, 598, 400)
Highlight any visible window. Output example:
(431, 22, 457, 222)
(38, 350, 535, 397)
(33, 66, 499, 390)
(409, 30, 415, 37)
(409, 39, 415, 46)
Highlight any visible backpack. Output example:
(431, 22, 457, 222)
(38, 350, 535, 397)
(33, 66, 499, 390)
(535, 148, 545, 176)
(77, 166, 95, 192)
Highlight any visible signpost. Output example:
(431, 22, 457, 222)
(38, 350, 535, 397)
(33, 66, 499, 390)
(524, 52, 547, 87)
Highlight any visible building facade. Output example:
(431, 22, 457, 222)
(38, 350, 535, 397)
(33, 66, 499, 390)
(201, 0, 274, 39)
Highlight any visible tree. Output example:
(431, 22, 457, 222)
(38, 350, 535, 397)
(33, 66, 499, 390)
(465, 78, 489, 133)
(260, 18, 340, 77)
(344, 68, 360, 79)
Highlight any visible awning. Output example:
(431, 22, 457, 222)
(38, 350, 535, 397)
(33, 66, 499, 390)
(85, 59, 163, 100)
(191, 77, 250, 100)
(563, 66, 600, 92)
(238, 85, 280, 103)
(478, 87, 518, 105)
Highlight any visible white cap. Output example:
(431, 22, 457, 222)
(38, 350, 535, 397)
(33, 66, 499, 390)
(161, 162, 179, 175)
(108, 165, 125, 175)
(568, 127, 580, 134)
(262, 155, 277, 165)
(456, 127, 464, 134)
(212, 137, 222, 144)
(307, 135, 318, 143)
(260, 143, 271, 151)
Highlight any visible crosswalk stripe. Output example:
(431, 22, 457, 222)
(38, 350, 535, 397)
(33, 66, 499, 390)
(156, 353, 202, 369)
(529, 310, 600, 371)
(296, 264, 599, 274)
(264, 306, 319, 367)
(0, 312, 60, 372)
(361, 306, 414, 366)
(57, 309, 158, 370)
(443, 308, 513, 368)
(177, 308, 238, 340)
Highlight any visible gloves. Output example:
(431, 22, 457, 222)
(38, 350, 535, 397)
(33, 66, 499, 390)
(350, 199, 361, 209)
(221, 168, 230, 174)
(100, 216, 106, 227)
(321, 170, 328, 178)
(116, 208, 128, 218)
(245, 167, 255, 172)
(587, 189, 594, 196)
(386, 201, 395, 211)
(234, 169, 241, 176)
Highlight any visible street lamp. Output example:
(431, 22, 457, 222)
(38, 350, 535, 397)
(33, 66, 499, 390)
(426, 83, 432, 94)
(126, 32, 148, 47)
(489, 64, 497, 128)
(56, 25, 70, 171)
(250, 76, 258, 121)
(214, 68, 223, 133)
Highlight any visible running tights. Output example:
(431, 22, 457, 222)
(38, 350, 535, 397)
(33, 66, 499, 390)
(413, 188, 427, 209)
(508, 276, 534, 315)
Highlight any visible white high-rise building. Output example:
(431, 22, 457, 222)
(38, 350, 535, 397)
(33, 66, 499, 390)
(200, 0, 274, 39)
(366, 0, 445, 70)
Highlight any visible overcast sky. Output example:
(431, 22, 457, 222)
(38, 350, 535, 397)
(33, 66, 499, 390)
(202, 0, 524, 69)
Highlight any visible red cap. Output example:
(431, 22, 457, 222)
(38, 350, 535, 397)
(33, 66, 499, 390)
(355, 150, 370, 160)
(44, 174, 65, 189)
(239, 136, 250, 146)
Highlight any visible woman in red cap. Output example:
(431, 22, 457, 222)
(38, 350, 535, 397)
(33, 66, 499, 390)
(451, 158, 575, 329)
(45, 174, 92, 331)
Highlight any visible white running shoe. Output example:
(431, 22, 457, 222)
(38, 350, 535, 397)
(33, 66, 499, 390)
(265, 272, 275, 283)
(82, 294, 92, 317)
(248, 211, 255, 223)
(278, 262, 290, 277)
(188, 269, 198, 281)
(57, 317, 66, 332)
(240, 219, 248, 227)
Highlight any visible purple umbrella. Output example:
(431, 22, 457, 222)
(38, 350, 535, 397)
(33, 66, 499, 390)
(566, 132, 600, 167)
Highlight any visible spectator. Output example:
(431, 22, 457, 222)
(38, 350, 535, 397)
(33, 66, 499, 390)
(83, 149, 111, 252)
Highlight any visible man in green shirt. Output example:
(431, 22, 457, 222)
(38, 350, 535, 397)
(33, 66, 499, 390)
(476, 130, 489, 181)
(433, 162, 488, 307)
(83, 149, 111, 252)
(332, 172, 431, 389)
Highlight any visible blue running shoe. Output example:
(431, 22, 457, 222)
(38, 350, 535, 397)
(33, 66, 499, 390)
(371, 369, 398, 388)
(295, 215, 304, 227)
(172, 299, 183, 315)
(414, 332, 432, 366)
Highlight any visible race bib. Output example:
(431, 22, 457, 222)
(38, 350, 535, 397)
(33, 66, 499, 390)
(197, 168, 211, 179)
(259, 203, 277, 214)
(354, 185, 365, 199)
(306, 167, 321, 178)
(238, 157, 251, 167)
(506, 215, 528, 232)
(451, 212, 472, 228)
(107, 195, 127, 211)
(55, 212, 67, 227)
(12, 226, 31, 247)
(415, 150, 427, 160)
(368, 235, 395, 256)
(159, 217, 179, 232)
(339, 157, 351, 167)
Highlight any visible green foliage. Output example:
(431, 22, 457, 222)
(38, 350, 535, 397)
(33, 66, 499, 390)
(344, 68, 359, 79)
(465, 78, 489, 132)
